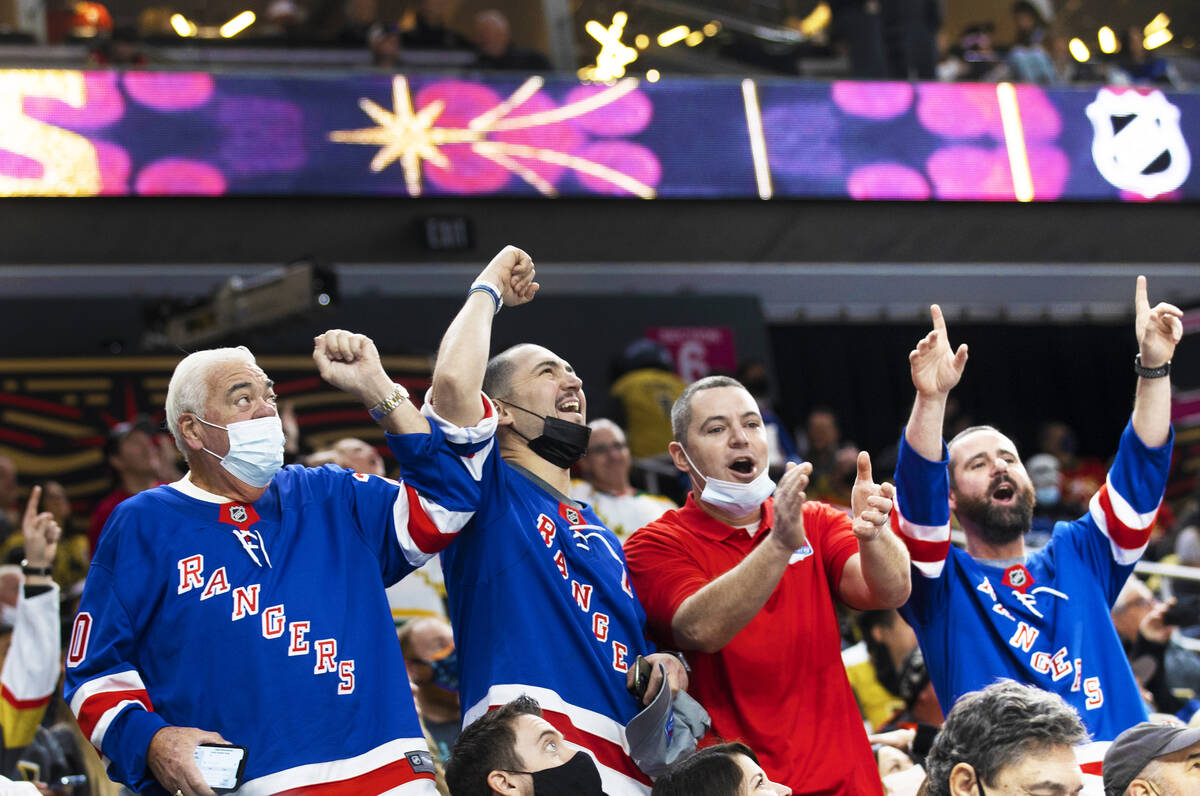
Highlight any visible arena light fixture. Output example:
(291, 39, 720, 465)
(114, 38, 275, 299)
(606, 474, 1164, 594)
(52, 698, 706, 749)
(1097, 26, 1117, 54)
(1144, 29, 1173, 50)
(684, 30, 704, 46)
(645, 69, 660, 82)
(634, 34, 649, 49)
(702, 21, 720, 36)
(1144, 13, 1170, 37)
(169, 13, 196, 36)
(219, 10, 255, 38)
(797, 2, 831, 37)
(657, 25, 689, 47)
(1068, 37, 1090, 62)
(579, 12, 638, 81)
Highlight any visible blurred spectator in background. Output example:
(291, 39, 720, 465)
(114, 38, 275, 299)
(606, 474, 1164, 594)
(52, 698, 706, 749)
(370, 23, 403, 66)
(259, 0, 308, 40)
(0, 487, 62, 784)
(0, 481, 88, 590)
(800, 406, 854, 502)
(845, 610, 913, 731)
(88, 418, 179, 551)
(0, 457, 17, 538)
(333, 436, 386, 475)
(1025, 453, 1081, 546)
(1112, 578, 1185, 715)
(399, 617, 461, 761)
(1038, 419, 1106, 508)
(651, 742, 792, 796)
(87, 26, 147, 66)
(337, 0, 380, 44)
(882, 0, 940, 80)
(1114, 25, 1180, 88)
(922, 680, 1086, 796)
(937, 22, 1004, 82)
(610, 339, 686, 461)
(830, 0, 887, 78)
(1006, 1, 1055, 84)
(402, 0, 471, 51)
(571, 419, 676, 542)
(737, 361, 800, 477)
(473, 10, 550, 71)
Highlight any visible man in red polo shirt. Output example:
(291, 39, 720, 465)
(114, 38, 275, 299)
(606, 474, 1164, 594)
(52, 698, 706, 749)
(624, 375, 911, 794)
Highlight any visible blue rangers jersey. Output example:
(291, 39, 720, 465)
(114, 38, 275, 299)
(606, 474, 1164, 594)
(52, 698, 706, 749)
(892, 420, 1172, 742)
(386, 396, 656, 795)
(64, 464, 468, 795)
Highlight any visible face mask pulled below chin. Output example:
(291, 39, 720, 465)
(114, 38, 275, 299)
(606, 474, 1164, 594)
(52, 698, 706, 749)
(520, 752, 605, 796)
(680, 446, 775, 517)
(199, 415, 285, 488)
(505, 403, 591, 469)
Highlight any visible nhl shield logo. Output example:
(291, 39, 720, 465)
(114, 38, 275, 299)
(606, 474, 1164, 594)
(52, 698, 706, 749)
(229, 505, 248, 524)
(1085, 88, 1191, 198)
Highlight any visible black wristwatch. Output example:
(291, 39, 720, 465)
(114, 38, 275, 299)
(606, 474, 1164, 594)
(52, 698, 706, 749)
(1134, 354, 1170, 379)
(20, 560, 52, 577)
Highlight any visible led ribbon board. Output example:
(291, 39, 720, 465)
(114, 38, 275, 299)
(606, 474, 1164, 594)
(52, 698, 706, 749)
(0, 69, 1196, 200)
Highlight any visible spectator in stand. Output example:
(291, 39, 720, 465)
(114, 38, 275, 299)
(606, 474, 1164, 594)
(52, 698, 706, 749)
(800, 406, 855, 503)
(570, 420, 676, 543)
(64, 333, 456, 794)
(881, 0, 940, 80)
(937, 23, 1004, 82)
(737, 361, 800, 478)
(625, 375, 910, 792)
(1113, 577, 1184, 714)
(609, 340, 686, 462)
(0, 456, 17, 537)
(402, 0, 472, 51)
(0, 487, 62, 784)
(1025, 453, 1080, 547)
(891, 279, 1182, 751)
(337, 0, 380, 44)
(473, 10, 550, 71)
(650, 742, 791, 796)
(399, 617, 461, 761)
(923, 680, 1086, 796)
(1006, 1, 1055, 83)
(370, 23, 403, 67)
(1104, 721, 1200, 796)
(845, 609, 915, 730)
(445, 695, 610, 796)
(1114, 26, 1179, 88)
(1038, 420, 1107, 510)
(333, 437, 386, 476)
(88, 417, 180, 551)
(0, 481, 88, 590)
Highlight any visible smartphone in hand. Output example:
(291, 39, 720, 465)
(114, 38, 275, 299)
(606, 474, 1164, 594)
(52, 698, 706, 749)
(194, 743, 248, 793)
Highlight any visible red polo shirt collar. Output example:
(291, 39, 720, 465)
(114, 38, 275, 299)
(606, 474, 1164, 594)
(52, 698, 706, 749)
(679, 493, 775, 541)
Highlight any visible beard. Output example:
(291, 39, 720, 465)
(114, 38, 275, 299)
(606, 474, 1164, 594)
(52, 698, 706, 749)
(953, 478, 1035, 546)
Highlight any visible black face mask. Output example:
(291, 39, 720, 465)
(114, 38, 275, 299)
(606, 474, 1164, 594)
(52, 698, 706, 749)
(502, 401, 591, 469)
(507, 752, 606, 796)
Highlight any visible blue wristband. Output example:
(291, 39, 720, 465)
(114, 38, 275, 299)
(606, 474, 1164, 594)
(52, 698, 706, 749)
(468, 281, 502, 314)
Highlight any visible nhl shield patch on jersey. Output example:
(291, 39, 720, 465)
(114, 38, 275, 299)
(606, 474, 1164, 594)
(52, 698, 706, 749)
(405, 750, 436, 775)
(1002, 564, 1035, 594)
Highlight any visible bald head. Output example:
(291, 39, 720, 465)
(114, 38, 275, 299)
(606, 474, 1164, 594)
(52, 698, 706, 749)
(483, 344, 537, 399)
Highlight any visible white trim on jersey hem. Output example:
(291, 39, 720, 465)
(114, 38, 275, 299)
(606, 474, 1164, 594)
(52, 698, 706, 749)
(420, 389, 499, 446)
(237, 736, 436, 795)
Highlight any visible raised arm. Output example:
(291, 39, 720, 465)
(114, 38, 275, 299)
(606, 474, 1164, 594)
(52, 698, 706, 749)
(904, 304, 969, 460)
(669, 462, 812, 653)
(1130, 275, 1183, 448)
(837, 452, 910, 609)
(430, 246, 538, 426)
(313, 330, 429, 435)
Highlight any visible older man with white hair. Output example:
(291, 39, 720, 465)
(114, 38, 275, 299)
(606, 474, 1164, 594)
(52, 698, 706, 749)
(65, 332, 462, 796)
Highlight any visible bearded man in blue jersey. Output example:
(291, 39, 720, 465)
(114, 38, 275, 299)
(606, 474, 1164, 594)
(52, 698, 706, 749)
(383, 246, 689, 796)
(890, 277, 1183, 767)
(65, 331, 458, 796)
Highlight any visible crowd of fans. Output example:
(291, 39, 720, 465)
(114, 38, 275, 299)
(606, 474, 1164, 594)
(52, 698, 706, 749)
(0, 255, 1196, 795)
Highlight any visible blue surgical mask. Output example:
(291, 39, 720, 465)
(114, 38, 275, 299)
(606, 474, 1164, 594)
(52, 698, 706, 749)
(1035, 486, 1060, 506)
(679, 446, 775, 517)
(198, 415, 285, 488)
(428, 649, 459, 693)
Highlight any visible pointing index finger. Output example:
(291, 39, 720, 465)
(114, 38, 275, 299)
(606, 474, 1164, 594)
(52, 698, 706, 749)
(1135, 275, 1149, 316)
(23, 485, 41, 525)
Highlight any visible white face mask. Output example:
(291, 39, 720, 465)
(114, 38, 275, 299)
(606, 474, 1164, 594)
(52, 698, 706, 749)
(198, 415, 285, 488)
(679, 445, 776, 517)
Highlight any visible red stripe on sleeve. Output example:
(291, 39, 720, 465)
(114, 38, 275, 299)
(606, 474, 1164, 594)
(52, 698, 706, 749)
(1098, 485, 1154, 551)
(402, 484, 456, 555)
(76, 689, 153, 742)
(895, 532, 950, 564)
(539, 708, 652, 785)
(1, 684, 52, 711)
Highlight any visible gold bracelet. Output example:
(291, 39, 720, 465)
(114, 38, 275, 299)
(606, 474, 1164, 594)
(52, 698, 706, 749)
(368, 383, 410, 421)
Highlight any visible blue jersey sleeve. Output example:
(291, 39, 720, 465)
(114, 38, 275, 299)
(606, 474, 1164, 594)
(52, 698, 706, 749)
(893, 431, 954, 627)
(64, 556, 167, 791)
(1052, 419, 1172, 606)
